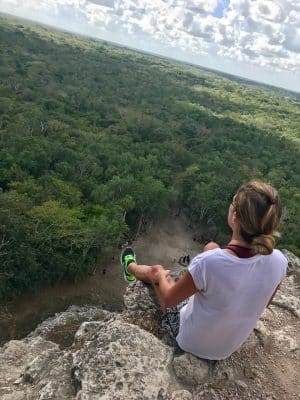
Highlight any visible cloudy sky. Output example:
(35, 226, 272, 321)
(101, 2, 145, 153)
(1, 0, 299, 92)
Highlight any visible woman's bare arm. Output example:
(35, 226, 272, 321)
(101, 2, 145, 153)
(154, 269, 199, 308)
(128, 262, 199, 311)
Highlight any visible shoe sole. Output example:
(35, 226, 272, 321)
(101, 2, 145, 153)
(120, 248, 136, 283)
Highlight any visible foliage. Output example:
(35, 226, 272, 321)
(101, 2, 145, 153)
(0, 15, 299, 300)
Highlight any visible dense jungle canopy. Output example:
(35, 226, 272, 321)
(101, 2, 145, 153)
(0, 15, 299, 301)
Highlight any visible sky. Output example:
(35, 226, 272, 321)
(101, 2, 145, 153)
(0, 0, 299, 92)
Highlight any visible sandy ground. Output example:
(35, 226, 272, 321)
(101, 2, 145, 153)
(133, 215, 202, 267)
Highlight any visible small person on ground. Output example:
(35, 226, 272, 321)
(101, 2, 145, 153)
(120, 181, 287, 360)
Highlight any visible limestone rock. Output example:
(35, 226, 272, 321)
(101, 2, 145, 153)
(272, 292, 300, 318)
(28, 305, 112, 348)
(272, 326, 299, 352)
(122, 281, 163, 337)
(172, 352, 210, 386)
(1, 251, 300, 400)
(281, 249, 300, 275)
(171, 389, 193, 399)
(259, 307, 275, 322)
(235, 379, 248, 389)
(74, 321, 107, 346)
(72, 318, 174, 400)
(213, 359, 236, 382)
(0, 340, 32, 400)
(123, 280, 159, 312)
(281, 249, 300, 286)
(23, 346, 74, 400)
(255, 321, 272, 347)
(0, 337, 74, 400)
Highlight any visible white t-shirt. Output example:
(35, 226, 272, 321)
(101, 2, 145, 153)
(176, 248, 287, 360)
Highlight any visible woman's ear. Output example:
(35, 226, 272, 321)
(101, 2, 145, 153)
(232, 210, 237, 221)
(231, 211, 239, 227)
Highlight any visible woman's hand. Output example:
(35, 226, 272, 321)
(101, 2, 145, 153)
(156, 270, 199, 308)
(149, 265, 170, 285)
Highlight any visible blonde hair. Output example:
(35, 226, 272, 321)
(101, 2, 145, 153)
(234, 181, 282, 255)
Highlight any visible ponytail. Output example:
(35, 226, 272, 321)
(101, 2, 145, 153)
(234, 181, 282, 255)
(251, 234, 276, 255)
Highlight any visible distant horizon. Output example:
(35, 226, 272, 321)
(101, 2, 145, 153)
(0, 0, 299, 93)
(2, 11, 299, 97)
(104, 38, 300, 96)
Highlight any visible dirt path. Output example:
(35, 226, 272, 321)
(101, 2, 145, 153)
(133, 215, 201, 266)
(0, 216, 202, 345)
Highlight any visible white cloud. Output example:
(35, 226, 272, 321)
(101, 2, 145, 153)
(284, 25, 300, 53)
(85, 4, 112, 25)
(251, 0, 285, 23)
(88, 0, 114, 7)
(188, 15, 217, 40)
(0, 0, 299, 90)
(186, 0, 218, 14)
(215, 0, 300, 72)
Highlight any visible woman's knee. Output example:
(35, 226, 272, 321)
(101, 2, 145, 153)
(203, 241, 220, 252)
(149, 265, 166, 283)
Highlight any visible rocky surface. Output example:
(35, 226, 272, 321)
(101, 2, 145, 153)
(0, 250, 299, 399)
(282, 249, 300, 283)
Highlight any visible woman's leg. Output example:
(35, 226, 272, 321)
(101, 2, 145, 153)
(128, 262, 174, 312)
(126, 241, 219, 284)
(127, 262, 169, 285)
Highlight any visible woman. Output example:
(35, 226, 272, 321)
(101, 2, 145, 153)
(120, 181, 287, 360)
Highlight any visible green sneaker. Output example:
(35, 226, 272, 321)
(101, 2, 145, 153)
(120, 247, 136, 282)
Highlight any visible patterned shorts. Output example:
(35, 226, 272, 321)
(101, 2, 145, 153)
(161, 299, 188, 339)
